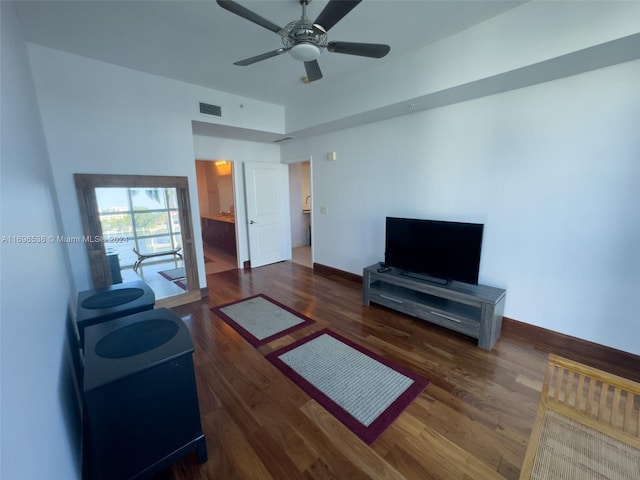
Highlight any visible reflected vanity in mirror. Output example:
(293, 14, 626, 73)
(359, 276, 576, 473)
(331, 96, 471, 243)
(75, 174, 200, 307)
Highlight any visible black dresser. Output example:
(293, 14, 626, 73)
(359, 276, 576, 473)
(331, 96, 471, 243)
(82, 308, 206, 479)
(76, 280, 155, 347)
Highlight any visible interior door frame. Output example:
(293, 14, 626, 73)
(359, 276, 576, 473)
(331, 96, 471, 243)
(285, 156, 313, 265)
(74, 173, 200, 305)
(194, 159, 242, 270)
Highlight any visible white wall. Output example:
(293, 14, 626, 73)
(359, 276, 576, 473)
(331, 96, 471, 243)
(1, 3, 79, 479)
(282, 59, 640, 356)
(26, 45, 285, 291)
(192, 134, 282, 264)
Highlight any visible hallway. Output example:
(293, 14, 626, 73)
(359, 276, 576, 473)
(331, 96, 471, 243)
(291, 246, 312, 268)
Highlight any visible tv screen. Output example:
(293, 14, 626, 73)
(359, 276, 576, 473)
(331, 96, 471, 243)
(384, 217, 484, 285)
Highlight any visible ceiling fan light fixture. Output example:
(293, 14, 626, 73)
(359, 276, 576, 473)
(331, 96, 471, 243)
(289, 43, 320, 62)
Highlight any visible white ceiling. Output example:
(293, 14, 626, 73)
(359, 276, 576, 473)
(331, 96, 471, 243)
(13, 0, 527, 106)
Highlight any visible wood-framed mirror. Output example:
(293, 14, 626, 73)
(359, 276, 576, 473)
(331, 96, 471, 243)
(74, 173, 200, 307)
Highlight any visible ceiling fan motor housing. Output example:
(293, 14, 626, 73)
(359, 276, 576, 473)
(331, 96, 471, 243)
(282, 20, 327, 62)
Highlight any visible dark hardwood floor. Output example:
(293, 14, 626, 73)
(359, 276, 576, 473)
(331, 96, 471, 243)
(155, 261, 634, 480)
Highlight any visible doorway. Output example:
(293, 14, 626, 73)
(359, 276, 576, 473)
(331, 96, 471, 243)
(288, 160, 312, 268)
(195, 160, 238, 275)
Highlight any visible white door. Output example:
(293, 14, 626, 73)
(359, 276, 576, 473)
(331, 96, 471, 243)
(244, 162, 291, 268)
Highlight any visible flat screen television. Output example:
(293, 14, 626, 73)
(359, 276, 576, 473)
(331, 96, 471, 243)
(384, 217, 484, 285)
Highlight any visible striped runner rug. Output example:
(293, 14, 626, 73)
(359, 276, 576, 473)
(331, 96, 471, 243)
(212, 294, 315, 347)
(266, 329, 430, 444)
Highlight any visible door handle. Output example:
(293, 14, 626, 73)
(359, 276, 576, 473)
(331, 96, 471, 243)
(249, 220, 256, 224)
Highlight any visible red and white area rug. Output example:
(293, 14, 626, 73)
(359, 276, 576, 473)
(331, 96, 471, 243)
(266, 328, 430, 445)
(211, 294, 315, 347)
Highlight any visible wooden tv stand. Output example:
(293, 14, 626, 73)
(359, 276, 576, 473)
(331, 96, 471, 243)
(363, 264, 506, 350)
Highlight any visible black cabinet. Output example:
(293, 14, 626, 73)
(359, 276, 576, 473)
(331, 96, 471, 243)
(105, 249, 122, 284)
(201, 217, 236, 255)
(83, 308, 206, 479)
(76, 280, 155, 347)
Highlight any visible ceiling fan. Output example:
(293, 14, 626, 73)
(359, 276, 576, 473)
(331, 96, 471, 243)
(217, 0, 390, 82)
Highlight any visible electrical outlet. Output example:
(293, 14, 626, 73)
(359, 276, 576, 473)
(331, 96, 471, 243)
(320, 206, 328, 215)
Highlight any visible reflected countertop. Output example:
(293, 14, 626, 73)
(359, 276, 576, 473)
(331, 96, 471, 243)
(201, 214, 235, 224)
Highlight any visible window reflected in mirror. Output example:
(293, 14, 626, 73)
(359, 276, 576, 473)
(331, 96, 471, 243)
(95, 187, 186, 297)
(75, 174, 200, 307)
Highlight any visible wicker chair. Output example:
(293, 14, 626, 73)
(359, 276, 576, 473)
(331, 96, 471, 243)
(520, 354, 640, 479)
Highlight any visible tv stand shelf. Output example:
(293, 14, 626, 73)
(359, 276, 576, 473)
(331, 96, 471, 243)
(363, 264, 506, 350)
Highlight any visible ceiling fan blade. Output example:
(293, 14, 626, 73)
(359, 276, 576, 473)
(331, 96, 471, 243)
(314, 0, 362, 32)
(304, 60, 323, 82)
(234, 48, 288, 66)
(217, 0, 289, 38)
(327, 41, 390, 58)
